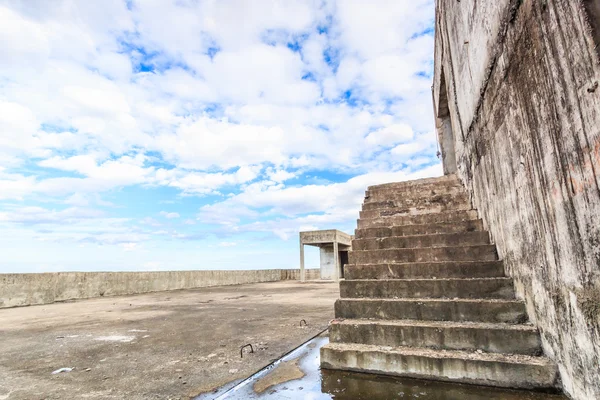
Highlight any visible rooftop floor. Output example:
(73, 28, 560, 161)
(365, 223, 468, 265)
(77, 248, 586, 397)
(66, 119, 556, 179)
(0, 281, 338, 400)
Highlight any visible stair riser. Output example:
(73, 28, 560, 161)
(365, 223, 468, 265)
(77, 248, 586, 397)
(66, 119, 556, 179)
(340, 279, 515, 300)
(362, 193, 470, 211)
(335, 300, 528, 323)
(357, 211, 479, 229)
(352, 232, 490, 250)
(355, 220, 484, 238)
(349, 246, 498, 264)
(320, 347, 558, 390)
(329, 323, 542, 355)
(344, 262, 505, 280)
(360, 203, 472, 218)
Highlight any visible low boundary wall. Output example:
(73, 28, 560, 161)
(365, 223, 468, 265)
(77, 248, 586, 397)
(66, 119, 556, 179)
(0, 269, 321, 308)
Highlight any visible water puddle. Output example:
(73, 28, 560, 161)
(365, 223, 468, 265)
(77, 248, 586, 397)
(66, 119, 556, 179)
(197, 334, 567, 400)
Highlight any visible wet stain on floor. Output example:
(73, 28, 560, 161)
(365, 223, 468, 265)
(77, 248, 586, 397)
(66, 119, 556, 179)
(197, 334, 568, 400)
(253, 359, 305, 394)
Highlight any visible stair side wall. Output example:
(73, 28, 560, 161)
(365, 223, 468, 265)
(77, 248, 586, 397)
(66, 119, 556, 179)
(432, 1, 600, 399)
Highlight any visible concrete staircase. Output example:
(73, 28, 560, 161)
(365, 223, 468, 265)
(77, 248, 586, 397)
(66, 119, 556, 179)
(320, 175, 560, 390)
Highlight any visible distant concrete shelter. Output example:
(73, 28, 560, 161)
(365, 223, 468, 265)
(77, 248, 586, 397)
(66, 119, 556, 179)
(299, 230, 352, 282)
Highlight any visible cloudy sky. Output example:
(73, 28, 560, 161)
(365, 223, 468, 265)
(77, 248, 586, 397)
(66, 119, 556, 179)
(0, 0, 441, 273)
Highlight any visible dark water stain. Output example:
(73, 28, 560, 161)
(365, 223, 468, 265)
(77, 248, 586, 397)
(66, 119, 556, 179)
(197, 335, 567, 400)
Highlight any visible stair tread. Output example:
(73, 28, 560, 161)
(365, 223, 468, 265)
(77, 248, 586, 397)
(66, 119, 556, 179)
(352, 244, 495, 249)
(356, 221, 483, 231)
(339, 297, 524, 304)
(362, 206, 474, 214)
(331, 318, 538, 331)
(353, 231, 487, 240)
(344, 277, 512, 282)
(322, 342, 554, 366)
(348, 261, 502, 266)
(350, 244, 497, 253)
(361, 202, 471, 212)
(360, 209, 477, 218)
(368, 175, 459, 191)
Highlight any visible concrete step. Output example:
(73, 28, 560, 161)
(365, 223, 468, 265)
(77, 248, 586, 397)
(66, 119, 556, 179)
(344, 261, 505, 280)
(348, 245, 498, 264)
(320, 343, 559, 390)
(364, 184, 465, 203)
(340, 278, 515, 300)
(367, 175, 460, 192)
(352, 232, 490, 251)
(360, 202, 473, 218)
(357, 210, 479, 229)
(355, 220, 484, 238)
(329, 319, 542, 355)
(365, 179, 466, 199)
(362, 192, 470, 212)
(335, 298, 528, 323)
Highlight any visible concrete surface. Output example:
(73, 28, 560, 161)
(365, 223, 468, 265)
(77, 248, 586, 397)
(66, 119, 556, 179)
(352, 231, 490, 250)
(357, 210, 479, 229)
(340, 277, 515, 299)
(343, 261, 506, 280)
(0, 269, 320, 309)
(348, 245, 498, 264)
(432, 0, 600, 398)
(330, 319, 542, 355)
(321, 343, 559, 390)
(0, 280, 338, 400)
(335, 298, 527, 323)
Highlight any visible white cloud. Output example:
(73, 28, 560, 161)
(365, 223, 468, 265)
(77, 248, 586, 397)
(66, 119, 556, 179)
(0, 0, 440, 272)
(365, 124, 414, 147)
(0, 206, 103, 225)
(159, 211, 180, 219)
(120, 242, 139, 251)
(198, 164, 443, 239)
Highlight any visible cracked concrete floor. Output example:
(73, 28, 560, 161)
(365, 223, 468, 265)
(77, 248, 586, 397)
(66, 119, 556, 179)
(0, 281, 338, 400)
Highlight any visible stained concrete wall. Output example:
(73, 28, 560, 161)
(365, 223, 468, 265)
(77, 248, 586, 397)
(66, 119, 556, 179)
(320, 246, 336, 280)
(433, 1, 600, 398)
(0, 269, 321, 309)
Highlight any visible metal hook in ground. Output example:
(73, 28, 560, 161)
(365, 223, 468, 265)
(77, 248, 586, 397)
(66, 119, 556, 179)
(299, 319, 307, 327)
(240, 344, 254, 358)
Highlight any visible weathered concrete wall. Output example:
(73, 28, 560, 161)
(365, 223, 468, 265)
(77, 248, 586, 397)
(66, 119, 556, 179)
(433, 1, 600, 399)
(320, 245, 336, 280)
(0, 269, 321, 309)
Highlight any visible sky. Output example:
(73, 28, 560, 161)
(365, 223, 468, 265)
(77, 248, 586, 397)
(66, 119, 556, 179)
(0, 0, 441, 273)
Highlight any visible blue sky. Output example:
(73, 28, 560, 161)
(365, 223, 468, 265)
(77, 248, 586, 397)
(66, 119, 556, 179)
(0, 0, 441, 273)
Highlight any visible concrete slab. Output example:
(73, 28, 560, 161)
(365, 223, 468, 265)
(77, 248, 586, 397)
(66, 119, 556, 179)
(0, 281, 338, 400)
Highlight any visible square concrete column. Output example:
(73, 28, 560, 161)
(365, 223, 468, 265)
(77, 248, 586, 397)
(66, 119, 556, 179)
(333, 241, 339, 282)
(299, 239, 305, 282)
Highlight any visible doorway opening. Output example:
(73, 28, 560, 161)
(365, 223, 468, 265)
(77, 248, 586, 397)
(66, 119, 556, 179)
(339, 250, 349, 278)
(436, 69, 458, 174)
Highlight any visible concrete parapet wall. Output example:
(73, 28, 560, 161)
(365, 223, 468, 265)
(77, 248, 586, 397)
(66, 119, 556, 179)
(0, 269, 321, 309)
